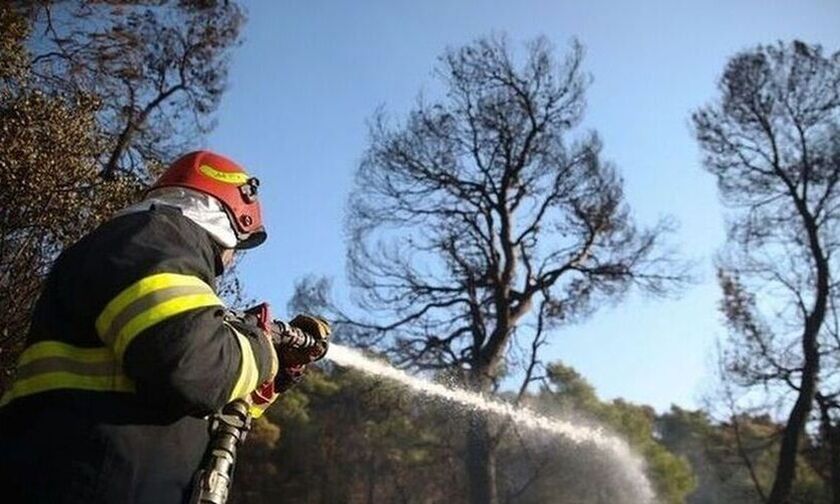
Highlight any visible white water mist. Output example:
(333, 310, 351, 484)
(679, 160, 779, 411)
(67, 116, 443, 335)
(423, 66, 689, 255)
(324, 343, 656, 503)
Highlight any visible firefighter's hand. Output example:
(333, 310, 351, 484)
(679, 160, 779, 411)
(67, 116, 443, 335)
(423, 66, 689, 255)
(269, 315, 331, 367)
(269, 315, 330, 397)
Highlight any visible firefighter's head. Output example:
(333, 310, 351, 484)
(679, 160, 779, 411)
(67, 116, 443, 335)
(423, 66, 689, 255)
(151, 150, 267, 253)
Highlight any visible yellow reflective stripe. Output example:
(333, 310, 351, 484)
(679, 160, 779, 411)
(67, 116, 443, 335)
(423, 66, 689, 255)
(18, 341, 115, 367)
(228, 324, 261, 402)
(0, 372, 135, 407)
(0, 342, 135, 408)
(112, 293, 223, 359)
(96, 273, 214, 337)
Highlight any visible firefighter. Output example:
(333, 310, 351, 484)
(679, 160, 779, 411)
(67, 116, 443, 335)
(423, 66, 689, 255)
(0, 150, 330, 503)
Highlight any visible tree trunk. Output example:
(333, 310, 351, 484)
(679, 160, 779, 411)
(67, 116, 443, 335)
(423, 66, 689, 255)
(466, 412, 498, 504)
(817, 399, 840, 504)
(766, 308, 821, 504)
(767, 207, 828, 504)
(766, 314, 823, 503)
(463, 363, 500, 504)
(830, 422, 840, 504)
(767, 377, 816, 504)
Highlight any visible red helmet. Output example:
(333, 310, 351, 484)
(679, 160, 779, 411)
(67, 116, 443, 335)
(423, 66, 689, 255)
(152, 150, 266, 249)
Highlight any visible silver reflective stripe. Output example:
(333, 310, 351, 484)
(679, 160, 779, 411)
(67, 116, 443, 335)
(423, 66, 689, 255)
(15, 357, 122, 380)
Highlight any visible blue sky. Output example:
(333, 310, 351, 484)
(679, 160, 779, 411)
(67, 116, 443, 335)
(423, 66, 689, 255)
(208, 0, 840, 412)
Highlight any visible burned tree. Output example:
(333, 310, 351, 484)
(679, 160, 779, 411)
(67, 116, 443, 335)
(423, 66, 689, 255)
(346, 35, 684, 504)
(694, 41, 840, 504)
(25, 0, 244, 179)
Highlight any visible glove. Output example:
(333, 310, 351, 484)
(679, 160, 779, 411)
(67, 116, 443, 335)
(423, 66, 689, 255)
(289, 314, 331, 361)
(254, 315, 330, 407)
(270, 314, 331, 367)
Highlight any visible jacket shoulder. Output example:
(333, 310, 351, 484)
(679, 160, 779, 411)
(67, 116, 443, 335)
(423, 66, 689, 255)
(84, 206, 218, 281)
(30, 207, 220, 346)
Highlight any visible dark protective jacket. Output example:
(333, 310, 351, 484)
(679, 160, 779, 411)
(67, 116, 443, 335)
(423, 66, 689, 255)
(0, 205, 276, 504)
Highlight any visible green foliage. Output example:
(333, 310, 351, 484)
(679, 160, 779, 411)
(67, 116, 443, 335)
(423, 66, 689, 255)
(234, 365, 464, 503)
(521, 362, 696, 503)
(234, 360, 702, 503)
(234, 358, 840, 503)
(607, 401, 696, 503)
(658, 406, 833, 503)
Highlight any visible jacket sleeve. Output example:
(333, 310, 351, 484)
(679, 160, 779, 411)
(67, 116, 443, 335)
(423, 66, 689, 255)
(91, 210, 277, 416)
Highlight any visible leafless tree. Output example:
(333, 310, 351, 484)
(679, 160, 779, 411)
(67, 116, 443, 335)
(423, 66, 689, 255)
(341, 34, 686, 504)
(694, 40, 840, 504)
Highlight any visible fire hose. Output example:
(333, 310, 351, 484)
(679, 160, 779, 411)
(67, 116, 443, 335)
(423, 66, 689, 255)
(188, 398, 252, 504)
(189, 306, 328, 504)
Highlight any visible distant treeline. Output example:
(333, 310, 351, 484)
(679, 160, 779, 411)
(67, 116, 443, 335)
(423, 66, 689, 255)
(232, 360, 827, 503)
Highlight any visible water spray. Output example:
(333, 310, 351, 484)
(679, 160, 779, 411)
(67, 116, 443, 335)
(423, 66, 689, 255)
(325, 343, 657, 503)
